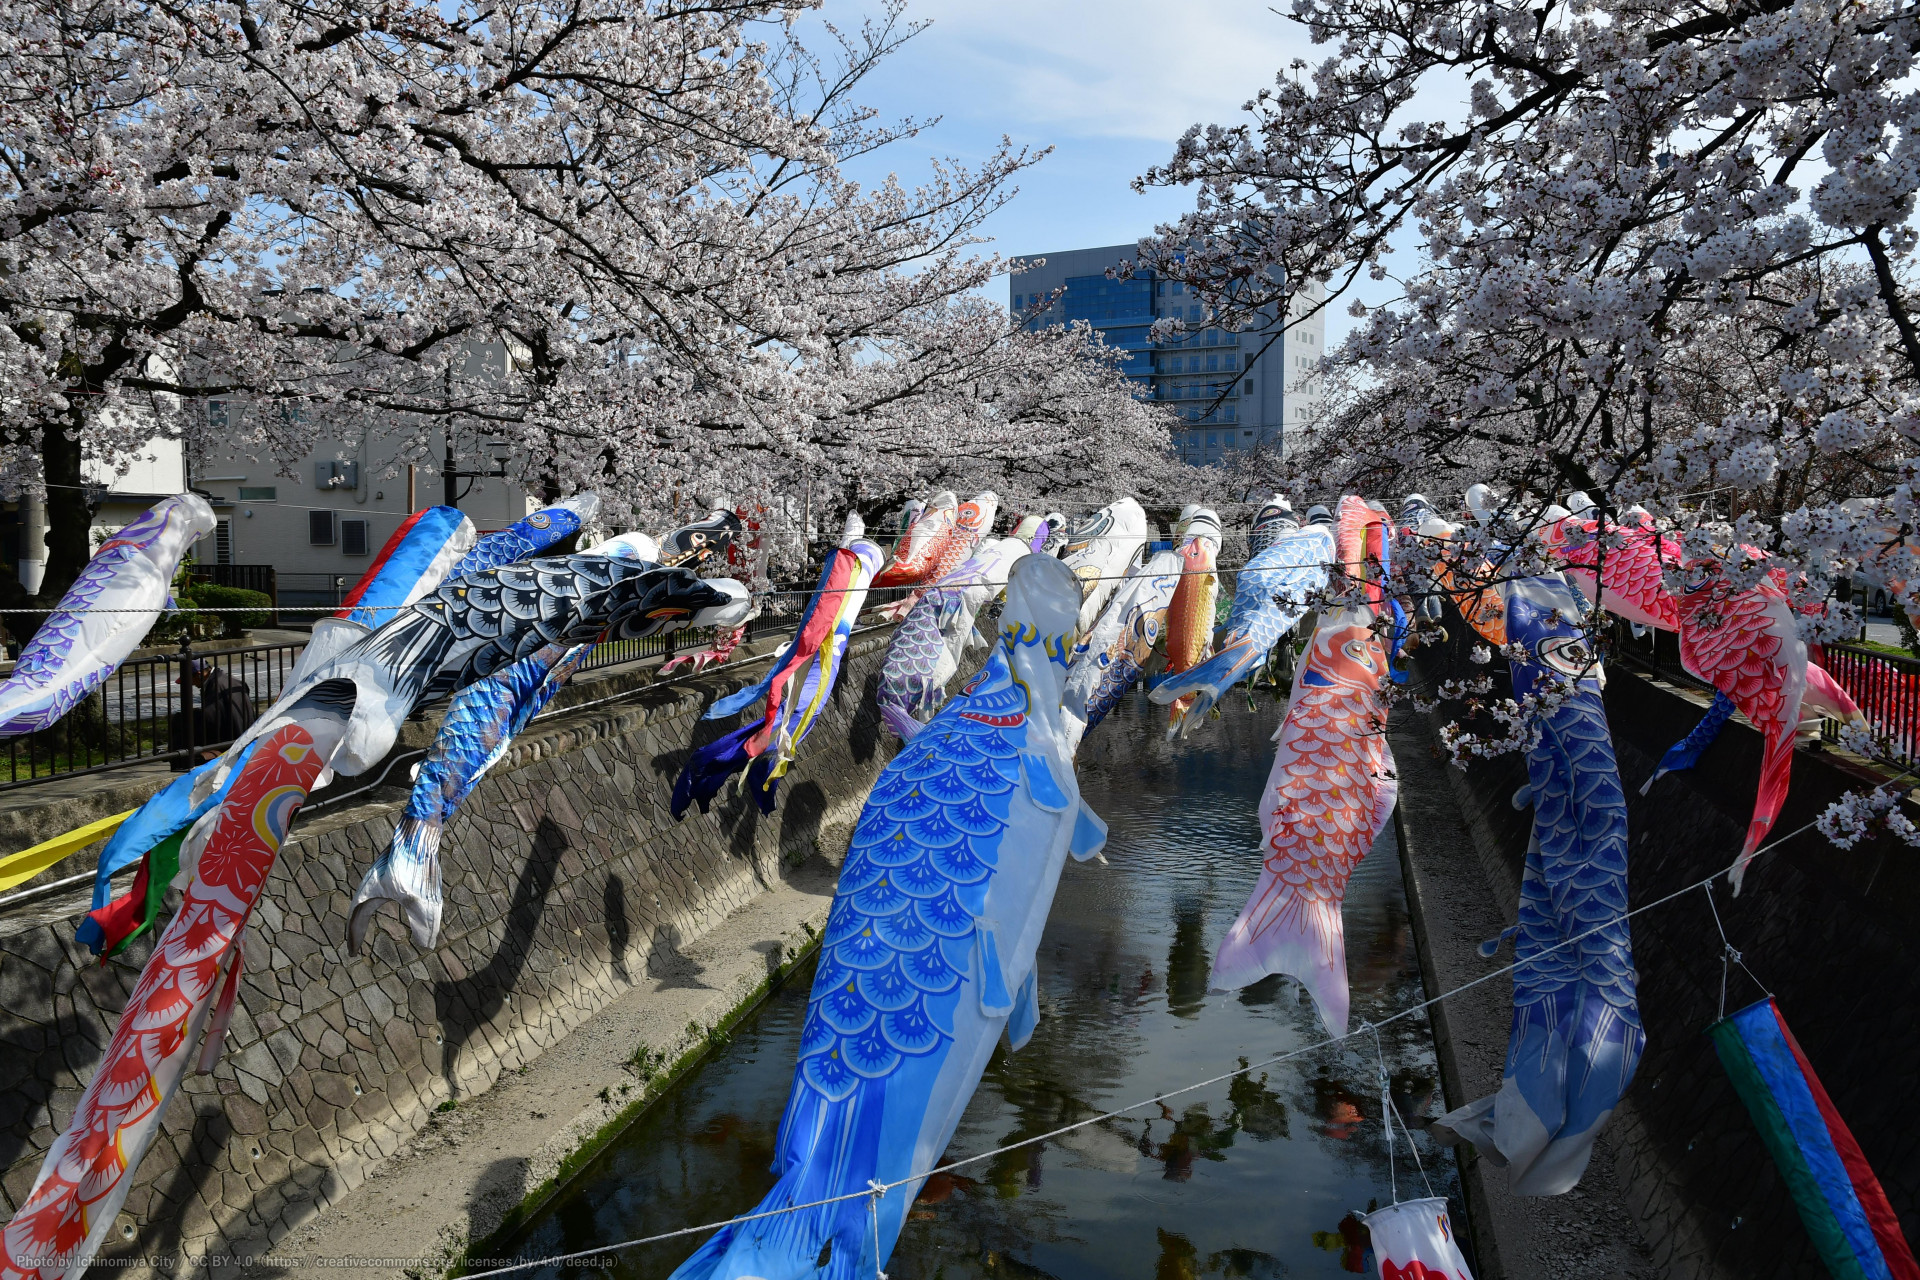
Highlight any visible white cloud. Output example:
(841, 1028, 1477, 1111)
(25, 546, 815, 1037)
(894, 0, 1312, 141)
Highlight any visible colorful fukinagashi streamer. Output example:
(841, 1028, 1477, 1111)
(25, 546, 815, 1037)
(1062, 547, 1184, 752)
(874, 535, 1027, 741)
(1710, 997, 1920, 1280)
(1151, 506, 1334, 733)
(0, 494, 216, 738)
(2, 687, 356, 1280)
(672, 516, 882, 817)
(1161, 507, 1222, 737)
(1433, 573, 1643, 1196)
(1209, 497, 1397, 1034)
(1058, 497, 1149, 635)
(669, 554, 1104, 1280)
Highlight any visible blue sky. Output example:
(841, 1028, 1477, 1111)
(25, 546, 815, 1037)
(803, 1, 1361, 336)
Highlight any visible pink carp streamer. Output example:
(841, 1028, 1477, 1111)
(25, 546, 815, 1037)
(1675, 559, 1808, 891)
(2, 721, 342, 1280)
(1210, 497, 1397, 1035)
(1540, 505, 1810, 889)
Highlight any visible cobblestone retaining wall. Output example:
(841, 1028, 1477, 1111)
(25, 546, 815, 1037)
(0, 626, 902, 1275)
(1433, 663, 1920, 1279)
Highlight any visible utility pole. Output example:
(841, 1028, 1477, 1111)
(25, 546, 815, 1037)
(444, 434, 458, 509)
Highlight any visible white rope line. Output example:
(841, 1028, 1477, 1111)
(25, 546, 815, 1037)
(458, 792, 1860, 1280)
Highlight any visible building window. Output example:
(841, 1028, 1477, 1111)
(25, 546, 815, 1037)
(1207, 432, 1217, 446)
(341, 518, 370, 556)
(310, 510, 336, 546)
(208, 400, 229, 429)
(238, 486, 277, 501)
(1206, 354, 1219, 372)
(1245, 379, 1255, 395)
(215, 519, 232, 565)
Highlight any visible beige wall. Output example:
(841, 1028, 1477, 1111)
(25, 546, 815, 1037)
(191, 413, 535, 583)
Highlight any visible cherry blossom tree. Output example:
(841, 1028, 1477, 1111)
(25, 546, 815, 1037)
(1, 0, 1179, 612)
(1129, 0, 1920, 574)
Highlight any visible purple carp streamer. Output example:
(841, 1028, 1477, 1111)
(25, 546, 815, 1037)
(875, 535, 1027, 741)
(0, 494, 216, 736)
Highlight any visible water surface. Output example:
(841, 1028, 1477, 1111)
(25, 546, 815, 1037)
(501, 694, 1464, 1278)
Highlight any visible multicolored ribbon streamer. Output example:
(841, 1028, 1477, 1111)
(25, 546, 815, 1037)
(672, 519, 879, 817)
(1710, 997, 1920, 1280)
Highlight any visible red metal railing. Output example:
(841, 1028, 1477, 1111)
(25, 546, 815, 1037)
(1819, 642, 1920, 767)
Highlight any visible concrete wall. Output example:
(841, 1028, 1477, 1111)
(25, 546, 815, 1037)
(1425, 662, 1920, 1278)
(0, 626, 903, 1275)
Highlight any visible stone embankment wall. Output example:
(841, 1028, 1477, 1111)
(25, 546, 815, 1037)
(1427, 662, 1920, 1279)
(0, 626, 902, 1274)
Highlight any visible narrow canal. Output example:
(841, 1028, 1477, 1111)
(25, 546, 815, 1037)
(499, 693, 1465, 1278)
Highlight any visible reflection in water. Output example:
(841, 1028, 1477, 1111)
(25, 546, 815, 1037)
(496, 695, 1464, 1278)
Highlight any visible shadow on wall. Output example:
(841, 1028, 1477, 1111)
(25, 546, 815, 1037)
(776, 780, 827, 866)
(434, 814, 568, 1099)
(604, 874, 631, 983)
(0, 1002, 110, 1194)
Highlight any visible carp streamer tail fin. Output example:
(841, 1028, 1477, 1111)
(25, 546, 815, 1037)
(348, 816, 446, 954)
(1729, 719, 1797, 894)
(1209, 895, 1350, 1037)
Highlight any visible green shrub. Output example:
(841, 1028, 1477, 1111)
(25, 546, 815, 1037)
(184, 583, 273, 638)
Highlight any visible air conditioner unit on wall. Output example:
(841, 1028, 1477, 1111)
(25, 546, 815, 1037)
(314, 460, 359, 490)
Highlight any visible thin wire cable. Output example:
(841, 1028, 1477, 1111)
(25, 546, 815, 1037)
(458, 787, 1877, 1280)
(1702, 880, 1771, 1020)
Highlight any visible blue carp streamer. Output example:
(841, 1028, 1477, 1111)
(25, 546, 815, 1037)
(1436, 574, 1644, 1195)
(671, 554, 1099, 1280)
(347, 642, 584, 953)
(1642, 689, 1736, 793)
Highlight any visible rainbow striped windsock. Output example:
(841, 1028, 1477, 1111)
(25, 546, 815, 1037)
(1709, 997, 1919, 1280)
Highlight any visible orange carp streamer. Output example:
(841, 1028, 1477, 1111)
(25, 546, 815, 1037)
(1162, 508, 1221, 737)
(873, 490, 958, 588)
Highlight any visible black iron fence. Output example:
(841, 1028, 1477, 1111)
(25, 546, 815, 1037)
(1, 640, 308, 791)
(0, 584, 913, 791)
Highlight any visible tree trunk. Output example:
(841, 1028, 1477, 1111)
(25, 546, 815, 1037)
(41, 412, 92, 601)
(0, 416, 96, 649)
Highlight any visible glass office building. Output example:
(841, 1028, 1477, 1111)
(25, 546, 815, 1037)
(1009, 243, 1325, 466)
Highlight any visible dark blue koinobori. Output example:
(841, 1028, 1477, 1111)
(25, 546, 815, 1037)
(1435, 572, 1645, 1195)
